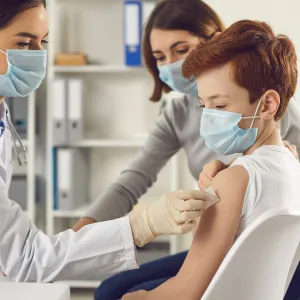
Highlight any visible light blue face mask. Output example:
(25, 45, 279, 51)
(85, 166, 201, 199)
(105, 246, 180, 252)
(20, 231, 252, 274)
(0, 49, 47, 97)
(200, 99, 262, 155)
(158, 59, 198, 96)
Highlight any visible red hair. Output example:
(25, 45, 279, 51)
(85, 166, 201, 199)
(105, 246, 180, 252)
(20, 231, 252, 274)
(182, 20, 298, 120)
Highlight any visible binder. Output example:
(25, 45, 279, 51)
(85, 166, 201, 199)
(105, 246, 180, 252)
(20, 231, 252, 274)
(56, 148, 88, 211)
(52, 79, 67, 144)
(67, 78, 83, 142)
(142, 1, 155, 25)
(124, 0, 142, 66)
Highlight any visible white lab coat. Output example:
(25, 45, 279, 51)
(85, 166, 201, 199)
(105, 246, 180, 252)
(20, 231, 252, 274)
(0, 104, 138, 282)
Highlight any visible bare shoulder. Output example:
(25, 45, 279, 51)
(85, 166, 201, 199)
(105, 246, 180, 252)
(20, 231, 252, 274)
(211, 165, 249, 204)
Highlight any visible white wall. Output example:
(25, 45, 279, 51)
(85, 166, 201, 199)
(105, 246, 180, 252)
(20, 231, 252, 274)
(207, 0, 300, 100)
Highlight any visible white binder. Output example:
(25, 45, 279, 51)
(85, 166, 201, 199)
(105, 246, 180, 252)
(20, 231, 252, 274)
(52, 79, 67, 144)
(57, 148, 88, 211)
(67, 78, 83, 142)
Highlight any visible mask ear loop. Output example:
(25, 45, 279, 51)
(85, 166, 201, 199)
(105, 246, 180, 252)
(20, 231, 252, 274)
(249, 98, 262, 128)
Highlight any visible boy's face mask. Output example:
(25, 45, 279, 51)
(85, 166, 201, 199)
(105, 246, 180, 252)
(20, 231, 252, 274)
(200, 98, 262, 155)
(158, 59, 198, 96)
(0, 49, 47, 97)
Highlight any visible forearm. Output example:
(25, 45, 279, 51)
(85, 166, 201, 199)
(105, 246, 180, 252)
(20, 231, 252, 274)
(85, 170, 153, 221)
(145, 277, 195, 300)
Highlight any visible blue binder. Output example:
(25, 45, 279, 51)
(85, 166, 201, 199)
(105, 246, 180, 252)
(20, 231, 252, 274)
(124, 0, 142, 66)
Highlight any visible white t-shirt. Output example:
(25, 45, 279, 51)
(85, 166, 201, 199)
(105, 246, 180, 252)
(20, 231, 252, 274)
(231, 145, 300, 237)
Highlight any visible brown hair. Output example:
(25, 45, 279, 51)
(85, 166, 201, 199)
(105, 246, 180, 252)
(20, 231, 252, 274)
(0, 0, 46, 30)
(143, 0, 225, 102)
(182, 20, 298, 120)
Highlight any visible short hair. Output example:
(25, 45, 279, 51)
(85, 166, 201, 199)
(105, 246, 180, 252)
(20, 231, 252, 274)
(182, 20, 298, 120)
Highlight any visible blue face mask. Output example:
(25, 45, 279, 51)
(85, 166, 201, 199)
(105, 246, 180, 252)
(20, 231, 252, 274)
(200, 99, 262, 155)
(0, 49, 47, 97)
(158, 59, 198, 96)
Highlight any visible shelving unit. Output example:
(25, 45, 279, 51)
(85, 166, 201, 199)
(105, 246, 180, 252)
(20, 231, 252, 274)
(46, 0, 187, 289)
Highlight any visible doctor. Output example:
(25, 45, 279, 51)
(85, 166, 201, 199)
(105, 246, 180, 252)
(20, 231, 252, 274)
(0, 0, 215, 282)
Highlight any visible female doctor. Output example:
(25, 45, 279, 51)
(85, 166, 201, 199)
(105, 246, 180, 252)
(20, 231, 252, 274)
(0, 0, 214, 282)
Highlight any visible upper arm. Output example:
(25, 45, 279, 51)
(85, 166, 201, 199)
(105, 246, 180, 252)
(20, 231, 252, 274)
(176, 166, 249, 299)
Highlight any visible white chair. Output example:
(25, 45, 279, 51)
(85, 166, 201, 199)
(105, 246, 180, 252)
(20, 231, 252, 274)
(202, 208, 300, 300)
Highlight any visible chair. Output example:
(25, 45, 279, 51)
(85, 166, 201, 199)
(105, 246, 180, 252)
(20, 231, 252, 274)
(202, 208, 300, 300)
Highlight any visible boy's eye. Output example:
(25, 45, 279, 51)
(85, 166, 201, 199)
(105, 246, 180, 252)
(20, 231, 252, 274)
(216, 105, 226, 109)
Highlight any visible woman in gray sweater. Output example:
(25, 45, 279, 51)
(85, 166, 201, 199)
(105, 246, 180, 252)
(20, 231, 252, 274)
(73, 0, 300, 299)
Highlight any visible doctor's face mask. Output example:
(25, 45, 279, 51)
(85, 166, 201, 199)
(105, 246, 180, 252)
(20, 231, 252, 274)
(197, 63, 263, 155)
(0, 2, 48, 97)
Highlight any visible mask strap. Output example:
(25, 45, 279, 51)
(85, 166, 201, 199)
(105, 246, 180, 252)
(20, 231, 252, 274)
(250, 98, 262, 128)
(0, 49, 6, 55)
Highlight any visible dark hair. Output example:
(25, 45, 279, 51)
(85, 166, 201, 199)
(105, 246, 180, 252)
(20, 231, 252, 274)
(0, 0, 46, 30)
(182, 20, 298, 120)
(143, 0, 225, 102)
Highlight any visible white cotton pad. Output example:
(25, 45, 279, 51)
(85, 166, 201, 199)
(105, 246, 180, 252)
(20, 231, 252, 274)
(204, 187, 219, 209)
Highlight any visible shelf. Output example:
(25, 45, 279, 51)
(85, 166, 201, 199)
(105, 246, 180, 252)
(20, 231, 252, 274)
(61, 139, 146, 148)
(53, 65, 146, 74)
(55, 280, 101, 289)
(52, 203, 90, 218)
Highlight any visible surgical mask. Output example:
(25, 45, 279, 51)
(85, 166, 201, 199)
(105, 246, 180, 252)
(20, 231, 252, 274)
(158, 59, 198, 96)
(0, 49, 47, 97)
(200, 98, 262, 155)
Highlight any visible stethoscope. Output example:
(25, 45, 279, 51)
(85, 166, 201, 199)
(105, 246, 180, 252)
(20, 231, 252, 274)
(6, 110, 27, 166)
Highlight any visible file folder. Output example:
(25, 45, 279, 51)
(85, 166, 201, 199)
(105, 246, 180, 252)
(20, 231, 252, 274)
(124, 0, 142, 66)
(142, 1, 155, 25)
(67, 78, 83, 142)
(57, 148, 88, 211)
(52, 79, 67, 144)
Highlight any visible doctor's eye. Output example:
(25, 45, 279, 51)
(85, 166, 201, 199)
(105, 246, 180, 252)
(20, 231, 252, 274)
(215, 105, 226, 109)
(199, 104, 205, 108)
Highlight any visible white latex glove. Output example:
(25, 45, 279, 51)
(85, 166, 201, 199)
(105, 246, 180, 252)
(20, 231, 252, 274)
(129, 189, 219, 247)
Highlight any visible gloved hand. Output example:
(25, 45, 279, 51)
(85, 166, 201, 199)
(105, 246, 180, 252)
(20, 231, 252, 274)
(129, 189, 219, 247)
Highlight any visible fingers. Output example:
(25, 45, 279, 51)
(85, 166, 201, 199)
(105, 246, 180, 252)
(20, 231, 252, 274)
(178, 210, 203, 224)
(283, 141, 299, 160)
(177, 220, 196, 234)
(198, 172, 212, 190)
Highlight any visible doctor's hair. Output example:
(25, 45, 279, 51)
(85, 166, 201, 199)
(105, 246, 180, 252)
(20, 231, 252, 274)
(182, 20, 298, 120)
(143, 0, 225, 102)
(0, 0, 46, 29)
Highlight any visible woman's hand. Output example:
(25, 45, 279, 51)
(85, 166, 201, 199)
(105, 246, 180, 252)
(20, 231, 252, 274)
(198, 160, 227, 190)
(72, 217, 97, 232)
(283, 140, 299, 160)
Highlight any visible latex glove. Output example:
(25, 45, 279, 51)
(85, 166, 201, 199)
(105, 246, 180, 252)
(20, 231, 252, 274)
(129, 189, 219, 247)
(283, 140, 299, 160)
